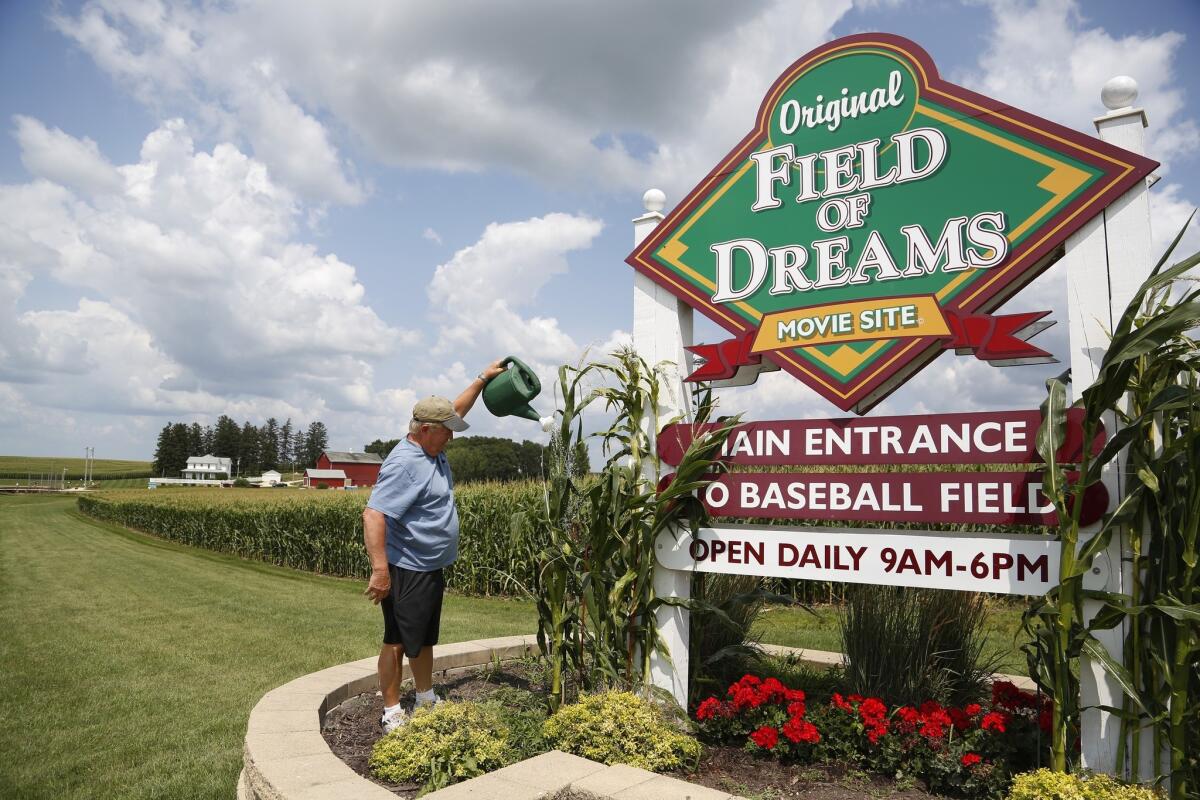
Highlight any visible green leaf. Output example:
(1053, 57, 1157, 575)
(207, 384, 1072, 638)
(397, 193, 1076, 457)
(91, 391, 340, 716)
(1080, 637, 1148, 713)
(1137, 467, 1160, 492)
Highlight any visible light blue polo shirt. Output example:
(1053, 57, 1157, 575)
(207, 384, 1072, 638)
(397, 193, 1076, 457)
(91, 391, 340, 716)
(366, 438, 459, 571)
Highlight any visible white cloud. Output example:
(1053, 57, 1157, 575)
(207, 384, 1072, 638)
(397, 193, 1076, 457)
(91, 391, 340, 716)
(53, 1, 365, 205)
(422, 227, 442, 245)
(52, 0, 857, 198)
(428, 213, 602, 366)
(0, 118, 413, 428)
(960, 0, 1199, 171)
(13, 116, 124, 196)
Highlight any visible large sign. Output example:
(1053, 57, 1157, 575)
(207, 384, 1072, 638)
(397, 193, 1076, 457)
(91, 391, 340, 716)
(627, 33, 1157, 412)
(655, 526, 1060, 595)
(658, 409, 1104, 466)
(688, 470, 1107, 527)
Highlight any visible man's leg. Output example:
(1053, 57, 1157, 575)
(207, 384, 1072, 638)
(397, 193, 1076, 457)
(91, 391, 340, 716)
(408, 645, 433, 694)
(378, 644, 404, 707)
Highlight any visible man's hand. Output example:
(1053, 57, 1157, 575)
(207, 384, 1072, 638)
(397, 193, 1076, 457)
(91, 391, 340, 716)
(481, 358, 506, 382)
(365, 569, 390, 604)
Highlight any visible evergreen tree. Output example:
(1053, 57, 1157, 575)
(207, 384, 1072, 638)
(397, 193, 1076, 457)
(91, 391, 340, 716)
(213, 415, 240, 458)
(304, 421, 329, 467)
(279, 418, 293, 471)
(292, 425, 307, 472)
(202, 424, 215, 454)
(262, 417, 280, 471)
(188, 423, 204, 458)
(238, 421, 261, 476)
(153, 423, 173, 475)
(167, 422, 190, 475)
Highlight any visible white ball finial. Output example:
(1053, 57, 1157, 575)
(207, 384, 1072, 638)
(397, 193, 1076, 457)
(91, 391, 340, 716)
(1101, 76, 1138, 110)
(643, 188, 666, 213)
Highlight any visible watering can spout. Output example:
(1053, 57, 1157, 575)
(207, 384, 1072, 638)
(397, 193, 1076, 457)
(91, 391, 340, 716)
(482, 356, 544, 423)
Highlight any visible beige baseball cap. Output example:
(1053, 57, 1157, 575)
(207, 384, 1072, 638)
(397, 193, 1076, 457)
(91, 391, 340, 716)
(412, 396, 469, 432)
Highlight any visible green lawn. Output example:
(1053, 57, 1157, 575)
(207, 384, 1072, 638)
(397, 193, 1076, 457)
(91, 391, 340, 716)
(0, 455, 152, 476)
(753, 599, 1031, 676)
(1, 495, 1033, 799)
(0, 495, 536, 800)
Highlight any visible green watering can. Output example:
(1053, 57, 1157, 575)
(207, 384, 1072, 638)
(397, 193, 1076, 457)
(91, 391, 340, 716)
(483, 356, 542, 422)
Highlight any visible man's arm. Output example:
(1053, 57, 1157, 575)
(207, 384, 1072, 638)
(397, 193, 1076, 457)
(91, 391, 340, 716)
(453, 358, 506, 418)
(363, 508, 390, 603)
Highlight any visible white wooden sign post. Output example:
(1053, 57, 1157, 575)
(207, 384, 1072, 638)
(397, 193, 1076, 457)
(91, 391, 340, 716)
(632, 189, 694, 708)
(1061, 76, 1157, 778)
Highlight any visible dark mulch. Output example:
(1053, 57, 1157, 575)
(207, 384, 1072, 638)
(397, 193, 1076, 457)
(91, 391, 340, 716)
(320, 663, 936, 799)
(674, 748, 933, 799)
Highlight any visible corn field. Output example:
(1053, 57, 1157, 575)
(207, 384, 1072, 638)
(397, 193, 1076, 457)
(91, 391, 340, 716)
(77, 483, 545, 595)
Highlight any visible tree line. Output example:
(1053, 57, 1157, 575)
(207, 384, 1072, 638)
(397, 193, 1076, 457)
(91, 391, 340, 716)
(363, 434, 589, 483)
(152, 417, 329, 477)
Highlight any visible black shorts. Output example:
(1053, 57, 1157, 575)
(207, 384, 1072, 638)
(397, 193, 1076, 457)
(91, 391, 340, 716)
(381, 564, 445, 658)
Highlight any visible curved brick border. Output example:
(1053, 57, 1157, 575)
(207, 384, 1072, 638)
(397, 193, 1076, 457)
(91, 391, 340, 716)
(239, 634, 742, 800)
(239, 638, 1034, 800)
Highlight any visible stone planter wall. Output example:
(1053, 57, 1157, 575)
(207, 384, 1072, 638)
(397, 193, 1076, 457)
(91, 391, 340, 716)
(239, 637, 1033, 799)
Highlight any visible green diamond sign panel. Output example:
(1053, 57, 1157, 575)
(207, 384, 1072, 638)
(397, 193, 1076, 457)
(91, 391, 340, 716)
(627, 33, 1157, 413)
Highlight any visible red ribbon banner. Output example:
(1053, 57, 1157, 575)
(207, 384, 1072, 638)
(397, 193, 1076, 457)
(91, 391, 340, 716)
(685, 310, 1055, 382)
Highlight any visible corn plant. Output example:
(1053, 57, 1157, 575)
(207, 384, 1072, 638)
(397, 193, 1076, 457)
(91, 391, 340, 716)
(511, 348, 738, 708)
(77, 482, 546, 595)
(1028, 218, 1199, 796)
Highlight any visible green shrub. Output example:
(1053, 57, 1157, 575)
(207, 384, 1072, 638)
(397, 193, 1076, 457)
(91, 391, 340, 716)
(233, 477, 251, 488)
(482, 686, 550, 763)
(369, 702, 509, 793)
(1006, 769, 1162, 800)
(542, 691, 701, 771)
(841, 585, 999, 707)
(689, 573, 767, 703)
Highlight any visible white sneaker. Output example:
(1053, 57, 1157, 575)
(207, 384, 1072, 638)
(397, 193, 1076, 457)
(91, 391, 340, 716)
(381, 707, 408, 734)
(414, 694, 445, 710)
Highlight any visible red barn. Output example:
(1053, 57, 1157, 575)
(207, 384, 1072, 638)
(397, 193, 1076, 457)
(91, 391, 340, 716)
(316, 451, 384, 487)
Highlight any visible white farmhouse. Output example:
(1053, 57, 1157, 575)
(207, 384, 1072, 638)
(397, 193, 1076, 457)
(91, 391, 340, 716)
(182, 455, 232, 480)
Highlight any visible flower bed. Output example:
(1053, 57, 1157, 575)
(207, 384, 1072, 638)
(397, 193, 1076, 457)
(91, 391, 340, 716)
(694, 674, 1054, 800)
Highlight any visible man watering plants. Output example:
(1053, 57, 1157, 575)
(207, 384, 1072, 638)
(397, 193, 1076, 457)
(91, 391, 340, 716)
(362, 358, 506, 733)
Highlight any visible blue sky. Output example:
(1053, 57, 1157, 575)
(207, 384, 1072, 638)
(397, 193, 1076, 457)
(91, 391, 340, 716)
(1, 0, 1198, 459)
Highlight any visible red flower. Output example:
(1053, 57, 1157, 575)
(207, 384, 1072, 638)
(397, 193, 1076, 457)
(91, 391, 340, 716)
(750, 725, 779, 750)
(859, 697, 887, 721)
(991, 680, 1037, 711)
(848, 694, 864, 703)
(981, 710, 1010, 733)
(961, 752, 982, 767)
(695, 697, 722, 721)
(965, 703, 982, 716)
(895, 706, 921, 733)
(730, 685, 764, 710)
(1038, 706, 1053, 733)
(832, 693, 854, 713)
(785, 687, 806, 702)
(948, 707, 971, 731)
(918, 704, 952, 740)
(787, 700, 807, 718)
(782, 717, 821, 744)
